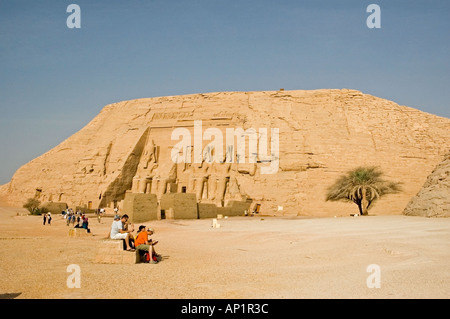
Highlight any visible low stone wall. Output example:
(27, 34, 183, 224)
(164, 196, 253, 219)
(42, 202, 68, 214)
(160, 193, 198, 219)
(225, 199, 253, 216)
(198, 203, 217, 219)
(123, 192, 158, 223)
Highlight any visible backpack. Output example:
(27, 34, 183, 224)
(142, 252, 158, 263)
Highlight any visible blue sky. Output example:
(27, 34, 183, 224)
(0, 0, 449, 184)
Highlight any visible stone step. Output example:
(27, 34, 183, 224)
(68, 228, 92, 237)
(93, 240, 140, 264)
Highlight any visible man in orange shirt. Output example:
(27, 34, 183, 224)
(135, 225, 159, 263)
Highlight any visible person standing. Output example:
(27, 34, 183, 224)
(47, 213, 52, 226)
(97, 208, 104, 223)
(82, 216, 91, 233)
(43, 213, 47, 225)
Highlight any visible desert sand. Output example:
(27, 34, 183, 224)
(0, 198, 449, 299)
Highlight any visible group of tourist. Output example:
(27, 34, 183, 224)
(42, 206, 160, 263)
(110, 214, 160, 263)
(63, 208, 91, 233)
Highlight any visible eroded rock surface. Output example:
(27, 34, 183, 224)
(1, 89, 449, 216)
(403, 151, 450, 217)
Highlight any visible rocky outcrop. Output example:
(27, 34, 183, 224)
(1, 89, 449, 217)
(403, 151, 450, 217)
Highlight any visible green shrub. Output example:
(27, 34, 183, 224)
(23, 198, 41, 214)
(23, 198, 50, 215)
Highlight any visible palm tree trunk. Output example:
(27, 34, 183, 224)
(357, 202, 363, 216)
(361, 187, 369, 215)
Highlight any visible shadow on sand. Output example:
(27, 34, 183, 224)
(0, 292, 22, 299)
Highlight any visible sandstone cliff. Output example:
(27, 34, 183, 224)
(403, 151, 450, 217)
(1, 89, 449, 216)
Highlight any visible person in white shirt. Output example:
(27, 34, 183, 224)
(110, 214, 135, 251)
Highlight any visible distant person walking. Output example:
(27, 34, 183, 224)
(47, 213, 52, 226)
(43, 213, 47, 225)
(97, 208, 104, 223)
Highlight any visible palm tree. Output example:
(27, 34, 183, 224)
(326, 166, 402, 215)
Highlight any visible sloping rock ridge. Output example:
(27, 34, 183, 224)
(403, 151, 450, 217)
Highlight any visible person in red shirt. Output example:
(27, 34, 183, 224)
(135, 225, 159, 263)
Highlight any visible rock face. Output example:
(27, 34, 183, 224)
(403, 151, 450, 217)
(1, 89, 449, 217)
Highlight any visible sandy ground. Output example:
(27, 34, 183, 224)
(0, 201, 449, 299)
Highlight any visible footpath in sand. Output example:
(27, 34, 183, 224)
(0, 202, 449, 299)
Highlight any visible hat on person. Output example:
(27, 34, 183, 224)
(114, 214, 120, 220)
(148, 228, 154, 233)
